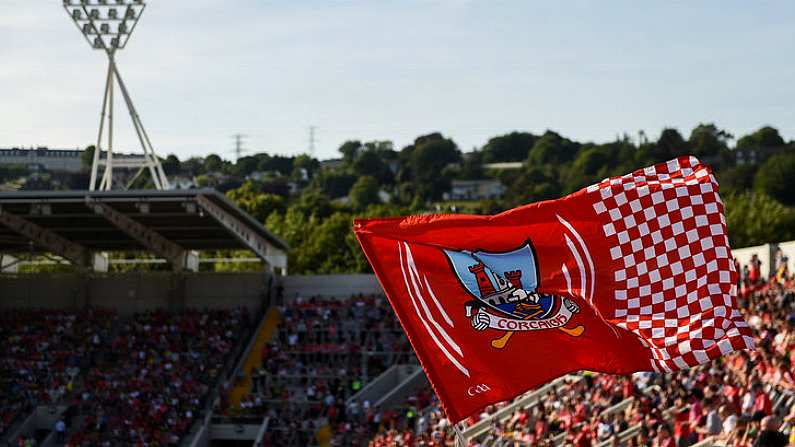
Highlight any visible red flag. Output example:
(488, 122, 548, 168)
(354, 156, 754, 423)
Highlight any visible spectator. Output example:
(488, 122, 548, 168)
(55, 418, 66, 442)
(753, 416, 787, 447)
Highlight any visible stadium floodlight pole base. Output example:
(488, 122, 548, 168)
(64, 0, 170, 191)
(89, 55, 170, 191)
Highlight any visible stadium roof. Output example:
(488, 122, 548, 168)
(0, 189, 288, 272)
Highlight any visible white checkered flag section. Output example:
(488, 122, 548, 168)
(589, 156, 755, 372)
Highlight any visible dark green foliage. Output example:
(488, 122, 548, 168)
(401, 133, 462, 201)
(754, 151, 795, 206)
(349, 176, 381, 210)
(314, 170, 358, 198)
(724, 192, 795, 248)
(528, 131, 580, 166)
(81, 145, 95, 170)
(717, 165, 757, 194)
(482, 132, 537, 163)
(225, 181, 286, 222)
(162, 154, 181, 176)
(653, 128, 690, 162)
(688, 123, 732, 160)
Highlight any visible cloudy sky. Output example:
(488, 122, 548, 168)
(1, 1, 794, 160)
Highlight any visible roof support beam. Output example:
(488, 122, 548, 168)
(88, 201, 198, 272)
(195, 194, 287, 270)
(0, 207, 90, 268)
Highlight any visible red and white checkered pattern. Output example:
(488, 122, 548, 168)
(588, 156, 754, 372)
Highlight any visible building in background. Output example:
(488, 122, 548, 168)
(0, 147, 84, 173)
(445, 179, 506, 201)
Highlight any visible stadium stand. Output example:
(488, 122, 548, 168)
(3, 189, 795, 447)
(66, 308, 252, 446)
(0, 190, 284, 446)
(0, 308, 117, 441)
(229, 293, 414, 446)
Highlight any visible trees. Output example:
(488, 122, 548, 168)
(46, 125, 795, 274)
(688, 123, 732, 160)
(723, 192, 795, 248)
(203, 154, 225, 173)
(349, 176, 381, 210)
(290, 189, 333, 219)
(339, 140, 362, 165)
(717, 165, 757, 194)
(527, 131, 580, 166)
(735, 126, 786, 165)
(561, 145, 611, 194)
(653, 128, 689, 162)
(226, 181, 286, 222)
(314, 170, 358, 198)
(291, 155, 320, 184)
(754, 151, 795, 206)
(232, 155, 259, 177)
(162, 154, 181, 176)
(736, 126, 785, 151)
(180, 157, 204, 177)
(404, 133, 462, 201)
(266, 207, 366, 273)
(257, 155, 293, 176)
(352, 147, 393, 185)
(81, 145, 95, 170)
(481, 132, 536, 164)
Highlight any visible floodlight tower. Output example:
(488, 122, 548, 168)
(64, 0, 170, 191)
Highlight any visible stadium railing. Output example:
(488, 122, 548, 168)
(462, 375, 576, 443)
(345, 363, 426, 410)
(550, 397, 634, 446)
(252, 417, 270, 446)
(689, 436, 721, 447)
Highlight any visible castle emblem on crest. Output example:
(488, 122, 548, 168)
(444, 243, 585, 349)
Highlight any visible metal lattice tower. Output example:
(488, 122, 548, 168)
(308, 126, 316, 156)
(64, 0, 170, 191)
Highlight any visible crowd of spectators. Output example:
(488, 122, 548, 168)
(365, 258, 795, 447)
(66, 308, 251, 446)
(0, 307, 251, 447)
(233, 294, 414, 446)
(0, 308, 116, 439)
(2, 254, 792, 447)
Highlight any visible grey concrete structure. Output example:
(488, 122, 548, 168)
(0, 271, 271, 314)
(0, 147, 83, 173)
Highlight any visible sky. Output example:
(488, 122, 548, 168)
(1, 1, 794, 161)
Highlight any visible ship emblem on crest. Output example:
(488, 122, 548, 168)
(444, 242, 585, 349)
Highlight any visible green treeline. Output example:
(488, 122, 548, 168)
(165, 125, 795, 273)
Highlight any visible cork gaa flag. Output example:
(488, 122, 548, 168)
(353, 156, 754, 423)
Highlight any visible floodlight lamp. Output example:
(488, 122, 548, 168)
(99, 0, 108, 5)
(111, 37, 121, 48)
(82, 23, 94, 35)
(125, 7, 136, 19)
(118, 22, 128, 34)
(90, 9, 100, 19)
(81, 0, 90, 5)
(108, 8, 118, 19)
(93, 37, 103, 49)
(100, 23, 110, 34)
(72, 9, 82, 19)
